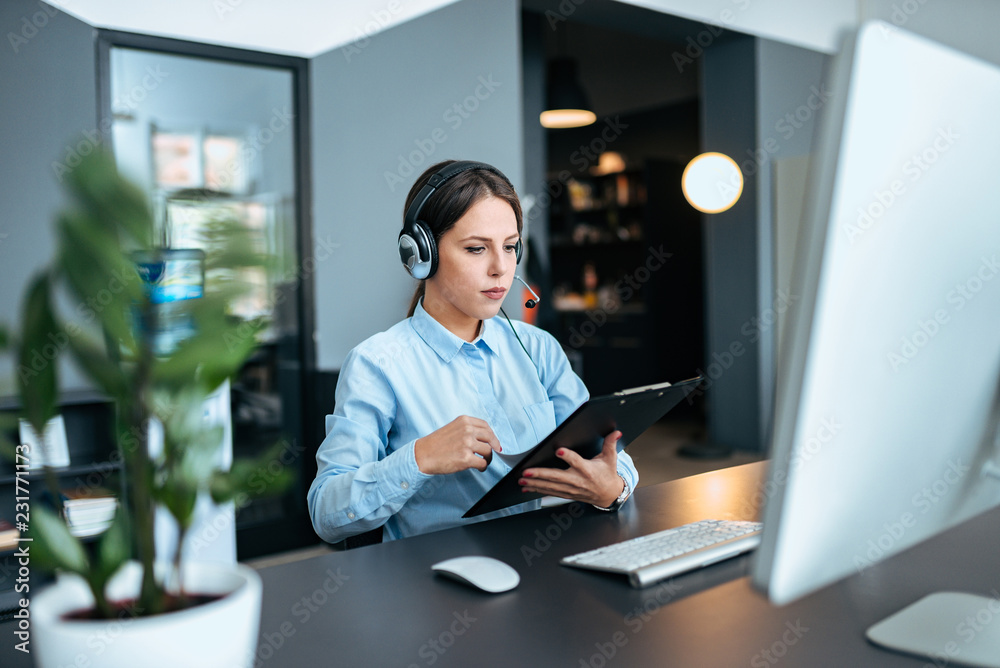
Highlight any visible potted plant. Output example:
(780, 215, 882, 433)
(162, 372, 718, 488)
(0, 148, 292, 667)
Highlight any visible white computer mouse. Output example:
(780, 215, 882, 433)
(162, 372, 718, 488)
(431, 556, 520, 593)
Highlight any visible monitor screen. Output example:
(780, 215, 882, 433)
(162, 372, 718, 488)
(133, 248, 206, 357)
(750, 18, 1000, 653)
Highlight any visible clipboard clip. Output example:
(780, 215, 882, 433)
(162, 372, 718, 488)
(613, 381, 673, 396)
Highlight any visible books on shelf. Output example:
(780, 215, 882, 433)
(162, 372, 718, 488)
(18, 415, 71, 469)
(61, 487, 117, 538)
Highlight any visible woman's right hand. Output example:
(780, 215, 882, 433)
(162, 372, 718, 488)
(414, 416, 503, 475)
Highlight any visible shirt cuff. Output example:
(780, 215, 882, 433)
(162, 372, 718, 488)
(374, 438, 432, 500)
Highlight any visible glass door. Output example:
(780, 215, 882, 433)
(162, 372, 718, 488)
(102, 36, 316, 559)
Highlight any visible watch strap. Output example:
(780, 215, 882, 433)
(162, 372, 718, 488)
(592, 474, 630, 512)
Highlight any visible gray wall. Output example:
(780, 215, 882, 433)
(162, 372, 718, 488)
(520, 10, 548, 285)
(754, 39, 829, 445)
(862, 0, 1000, 67)
(700, 34, 760, 451)
(699, 36, 828, 452)
(0, 0, 98, 395)
(310, 0, 524, 370)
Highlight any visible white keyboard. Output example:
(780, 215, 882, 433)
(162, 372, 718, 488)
(561, 519, 763, 588)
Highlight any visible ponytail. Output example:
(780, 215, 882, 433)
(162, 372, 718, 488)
(407, 281, 425, 318)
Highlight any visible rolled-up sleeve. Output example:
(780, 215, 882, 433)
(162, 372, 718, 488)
(307, 349, 432, 543)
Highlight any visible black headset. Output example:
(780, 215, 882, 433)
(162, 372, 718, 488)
(398, 160, 522, 279)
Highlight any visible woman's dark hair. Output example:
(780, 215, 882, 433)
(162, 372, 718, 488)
(403, 160, 523, 317)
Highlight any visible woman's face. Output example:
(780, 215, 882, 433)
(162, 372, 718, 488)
(423, 195, 520, 341)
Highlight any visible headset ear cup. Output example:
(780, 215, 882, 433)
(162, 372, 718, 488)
(398, 221, 437, 279)
(422, 221, 439, 278)
(398, 233, 417, 276)
(515, 238, 523, 264)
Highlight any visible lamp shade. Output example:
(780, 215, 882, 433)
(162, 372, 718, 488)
(541, 58, 596, 129)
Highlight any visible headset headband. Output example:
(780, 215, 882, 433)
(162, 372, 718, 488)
(398, 161, 519, 280)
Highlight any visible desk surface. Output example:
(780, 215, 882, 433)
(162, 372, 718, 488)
(251, 461, 1000, 667)
(6, 462, 1000, 667)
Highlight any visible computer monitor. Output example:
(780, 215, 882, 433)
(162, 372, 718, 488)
(133, 248, 206, 357)
(751, 20, 1000, 663)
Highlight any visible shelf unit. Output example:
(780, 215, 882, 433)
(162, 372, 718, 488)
(0, 391, 118, 614)
(546, 160, 705, 402)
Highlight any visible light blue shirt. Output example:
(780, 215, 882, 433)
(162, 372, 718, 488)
(308, 300, 639, 543)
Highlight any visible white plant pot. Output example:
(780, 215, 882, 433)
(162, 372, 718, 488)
(33, 561, 262, 668)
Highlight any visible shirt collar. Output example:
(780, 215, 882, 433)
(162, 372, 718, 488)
(410, 299, 501, 362)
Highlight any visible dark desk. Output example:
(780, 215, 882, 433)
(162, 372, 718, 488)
(250, 461, 1000, 667)
(5, 463, 998, 667)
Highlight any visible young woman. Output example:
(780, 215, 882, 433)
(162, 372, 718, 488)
(307, 160, 638, 544)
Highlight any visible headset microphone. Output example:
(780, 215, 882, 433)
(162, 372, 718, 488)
(512, 275, 540, 309)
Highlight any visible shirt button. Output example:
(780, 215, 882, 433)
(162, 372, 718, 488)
(347, 512, 355, 519)
(400, 481, 409, 490)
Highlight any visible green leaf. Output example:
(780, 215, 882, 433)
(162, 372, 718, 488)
(95, 504, 131, 585)
(29, 504, 90, 575)
(0, 438, 15, 466)
(65, 332, 129, 399)
(156, 477, 198, 529)
(0, 412, 19, 432)
(56, 211, 143, 351)
(211, 440, 297, 504)
(0, 323, 9, 351)
(64, 149, 153, 247)
(17, 273, 59, 437)
(152, 302, 265, 393)
(0, 414, 19, 464)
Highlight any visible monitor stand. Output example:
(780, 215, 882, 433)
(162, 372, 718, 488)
(866, 592, 1000, 667)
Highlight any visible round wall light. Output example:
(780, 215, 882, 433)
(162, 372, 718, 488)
(681, 152, 743, 213)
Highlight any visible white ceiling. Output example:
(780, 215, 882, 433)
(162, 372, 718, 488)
(48, 0, 859, 58)
(46, 0, 464, 57)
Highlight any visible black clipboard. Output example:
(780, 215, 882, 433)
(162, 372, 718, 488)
(463, 376, 704, 518)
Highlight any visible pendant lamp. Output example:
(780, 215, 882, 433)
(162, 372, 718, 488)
(540, 58, 596, 129)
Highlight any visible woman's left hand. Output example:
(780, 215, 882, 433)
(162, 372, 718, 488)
(519, 430, 625, 508)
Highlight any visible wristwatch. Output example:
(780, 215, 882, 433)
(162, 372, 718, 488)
(593, 474, 630, 512)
